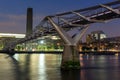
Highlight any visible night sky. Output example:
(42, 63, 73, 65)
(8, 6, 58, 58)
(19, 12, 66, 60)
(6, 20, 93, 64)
(0, 0, 119, 40)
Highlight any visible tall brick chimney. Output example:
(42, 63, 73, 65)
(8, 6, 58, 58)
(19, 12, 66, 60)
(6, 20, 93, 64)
(26, 8, 33, 36)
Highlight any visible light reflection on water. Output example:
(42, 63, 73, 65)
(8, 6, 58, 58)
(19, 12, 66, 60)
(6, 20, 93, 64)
(38, 54, 46, 80)
(14, 54, 62, 80)
(1, 53, 120, 80)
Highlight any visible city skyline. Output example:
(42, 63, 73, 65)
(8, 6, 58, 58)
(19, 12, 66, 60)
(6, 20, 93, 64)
(0, 0, 119, 39)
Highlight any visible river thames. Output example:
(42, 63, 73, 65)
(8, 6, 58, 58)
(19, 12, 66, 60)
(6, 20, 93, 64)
(0, 53, 120, 80)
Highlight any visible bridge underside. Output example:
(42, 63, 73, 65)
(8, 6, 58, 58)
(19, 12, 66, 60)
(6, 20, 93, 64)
(4, 1, 120, 69)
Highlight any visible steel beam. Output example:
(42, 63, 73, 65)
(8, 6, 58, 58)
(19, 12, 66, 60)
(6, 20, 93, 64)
(47, 16, 89, 46)
(73, 25, 89, 45)
(72, 11, 90, 21)
(47, 17, 73, 45)
(72, 11, 105, 23)
(59, 17, 83, 27)
(100, 4, 120, 14)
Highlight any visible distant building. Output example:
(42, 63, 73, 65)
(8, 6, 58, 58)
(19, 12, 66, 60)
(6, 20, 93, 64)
(100, 36, 120, 51)
(86, 30, 107, 43)
(83, 31, 120, 51)
(0, 33, 25, 38)
(86, 34, 93, 43)
(0, 33, 25, 49)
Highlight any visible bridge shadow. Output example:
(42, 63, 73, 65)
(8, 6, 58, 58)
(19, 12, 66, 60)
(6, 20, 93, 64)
(9, 54, 31, 80)
(60, 70, 80, 80)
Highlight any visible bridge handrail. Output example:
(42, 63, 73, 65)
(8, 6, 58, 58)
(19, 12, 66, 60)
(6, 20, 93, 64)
(49, 1, 120, 17)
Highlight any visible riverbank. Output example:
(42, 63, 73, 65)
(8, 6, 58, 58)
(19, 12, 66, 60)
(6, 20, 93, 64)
(0, 50, 119, 55)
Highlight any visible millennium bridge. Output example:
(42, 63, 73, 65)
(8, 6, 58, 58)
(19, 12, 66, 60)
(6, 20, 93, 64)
(4, 1, 120, 69)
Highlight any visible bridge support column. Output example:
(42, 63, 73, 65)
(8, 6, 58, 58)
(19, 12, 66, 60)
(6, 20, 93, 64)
(47, 17, 89, 70)
(61, 44, 80, 69)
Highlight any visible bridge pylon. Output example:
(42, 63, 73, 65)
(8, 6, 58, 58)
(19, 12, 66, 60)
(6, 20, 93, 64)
(47, 16, 89, 69)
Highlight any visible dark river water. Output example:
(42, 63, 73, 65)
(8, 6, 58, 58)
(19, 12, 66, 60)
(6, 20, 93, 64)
(0, 53, 120, 80)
